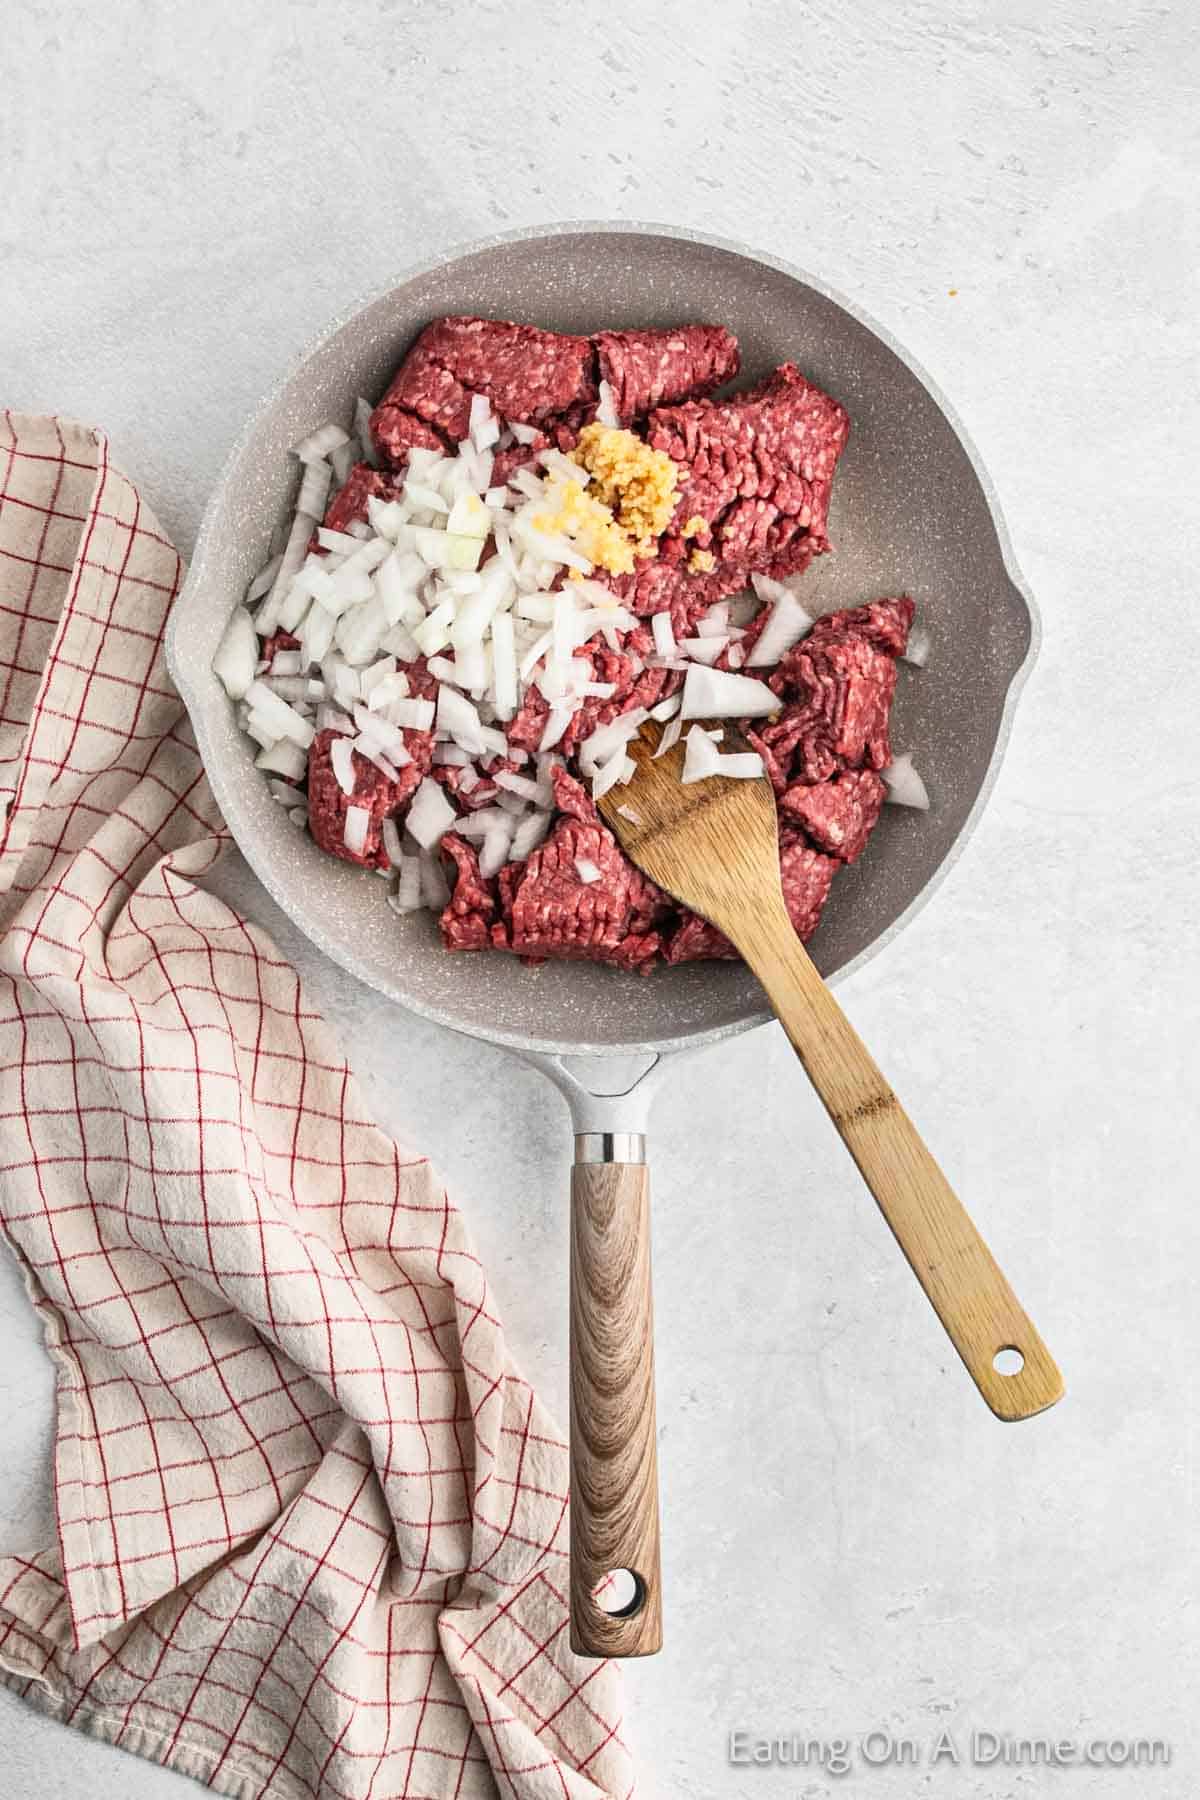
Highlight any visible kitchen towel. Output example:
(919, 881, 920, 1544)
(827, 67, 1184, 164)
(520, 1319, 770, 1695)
(0, 413, 632, 1800)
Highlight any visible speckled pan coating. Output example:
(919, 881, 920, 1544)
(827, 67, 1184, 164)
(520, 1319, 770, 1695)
(167, 223, 1038, 1058)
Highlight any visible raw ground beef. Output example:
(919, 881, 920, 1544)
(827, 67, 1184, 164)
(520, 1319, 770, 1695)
(648, 362, 850, 574)
(766, 597, 914, 782)
(808, 595, 914, 658)
(322, 462, 395, 537)
(440, 770, 669, 972)
(779, 768, 887, 863)
(368, 316, 748, 472)
(594, 326, 740, 423)
(371, 316, 597, 455)
(287, 314, 918, 975)
(440, 836, 496, 951)
(307, 721, 433, 869)
(368, 406, 445, 469)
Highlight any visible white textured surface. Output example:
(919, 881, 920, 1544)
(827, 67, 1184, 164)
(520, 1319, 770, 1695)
(2, 3, 1198, 1796)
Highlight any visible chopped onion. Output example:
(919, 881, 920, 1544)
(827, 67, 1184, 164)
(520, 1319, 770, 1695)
(516, 594, 557, 623)
(352, 706, 412, 765)
(538, 706, 573, 752)
(360, 655, 397, 698)
(578, 707, 648, 773)
(381, 816, 404, 868)
(510, 809, 552, 860)
(903, 626, 931, 668)
(491, 610, 517, 719)
(343, 806, 370, 856)
(649, 693, 681, 723)
(680, 665, 778, 720)
(404, 478, 450, 514)
(297, 460, 332, 521)
(519, 627, 554, 680)
(493, 770, 543, 804)
(681, 726, 721, 783)
(419, 851, 451, 909)
(746, 581, 813, 668)
(446, 491, 491, 539)
(380, 622, 421, 662)
(653, 714, 683, 758)
(651, 611, 677, 659)
(509, 420, 541, 446)
(245, 680, 315, 748)
(616, 804, 642, 826)
(406, 777, 456, 849)
(257, 506, 317, 636)
(437, 684, 485, 750)
(255, 739, 308, 781)
(335, 596, 391, 666)
(592, 745, 636, 799)
(678, 636, 728, 666)
(331, 736, 356, 796)
(392, 854, 423, 912)
(294, 423, 349, 463)
(317, 525, 368, 555)
(679, 725, 762, 784)
(246, 553, 283, 605)
(375, 552, 422, 626)
(414, 598, 456, 658)
(213, 606, 258, 700)
(355, 397, 379, 468)
(479, 819, 516, 878)
(390, 697, 435, 730)
(262, 674, 313, 706)
(882, 753, 930, 810)
(575, 857, 603, 884)
(413, 526, 485, 572)
(596, 380, 619, 428)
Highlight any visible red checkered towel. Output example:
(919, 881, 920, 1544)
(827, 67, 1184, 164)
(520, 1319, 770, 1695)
(0, 415, 631, 1800)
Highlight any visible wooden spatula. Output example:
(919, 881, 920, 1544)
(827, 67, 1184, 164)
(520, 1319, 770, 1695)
(598, 720, 1064, 1425)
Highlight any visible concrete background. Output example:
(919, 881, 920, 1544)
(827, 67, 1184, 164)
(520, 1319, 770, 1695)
(1, 2, 1198, 1795)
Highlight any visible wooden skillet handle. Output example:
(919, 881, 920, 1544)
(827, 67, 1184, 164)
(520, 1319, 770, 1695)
(569, 1147, 663, 1656)
(733, 906, 1064, 1421)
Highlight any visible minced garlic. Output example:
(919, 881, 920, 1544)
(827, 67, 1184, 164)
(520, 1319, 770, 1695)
(689, 547, 716, 573)
(681, 513, 709, 539)
(531, 480, 639, 577)
(566, 424, 680, 570)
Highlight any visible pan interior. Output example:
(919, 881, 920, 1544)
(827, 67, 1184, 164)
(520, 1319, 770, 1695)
(170, 228, 1032, 1056)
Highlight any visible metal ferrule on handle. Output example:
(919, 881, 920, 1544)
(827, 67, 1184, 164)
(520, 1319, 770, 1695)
(575, 1133, 646, 1166)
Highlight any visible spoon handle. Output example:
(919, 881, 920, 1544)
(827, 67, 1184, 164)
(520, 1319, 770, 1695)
(735, 906, 1064, 1421)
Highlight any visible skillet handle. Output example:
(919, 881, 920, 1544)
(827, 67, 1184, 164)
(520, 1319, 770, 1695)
(569, 1136, 662, 1657)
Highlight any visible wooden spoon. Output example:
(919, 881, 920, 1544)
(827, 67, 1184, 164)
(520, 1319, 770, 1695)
(597, 719, 1064, 1427)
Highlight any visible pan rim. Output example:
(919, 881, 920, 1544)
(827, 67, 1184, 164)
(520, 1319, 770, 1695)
(168, 220, 1040, 1059)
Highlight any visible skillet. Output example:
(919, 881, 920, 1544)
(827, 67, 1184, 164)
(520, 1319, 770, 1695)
(166, 222, 1040, 1657)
